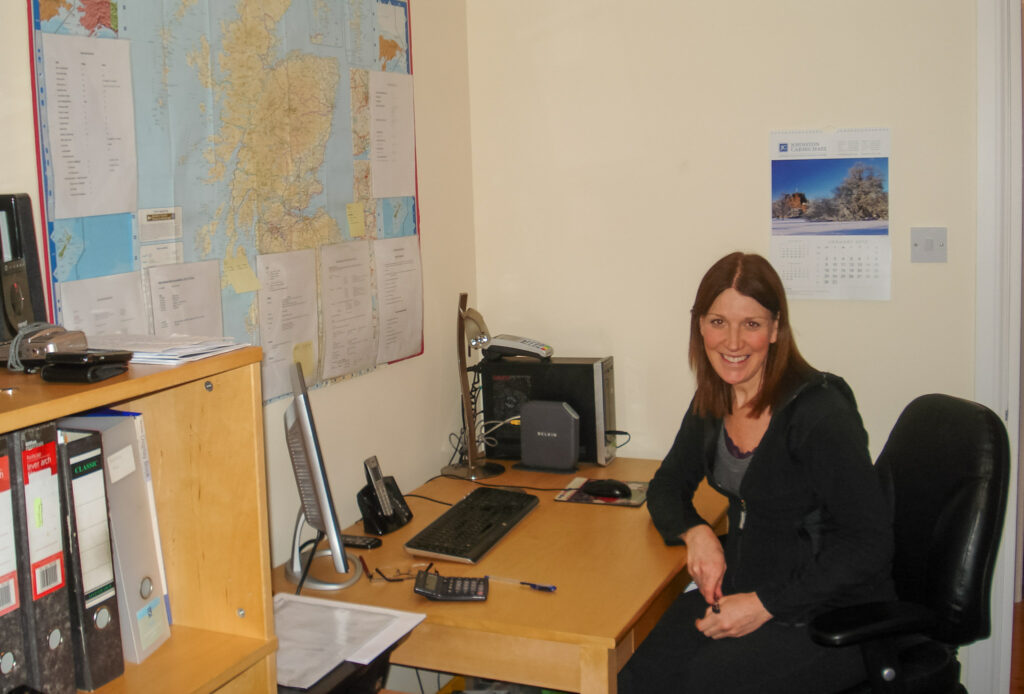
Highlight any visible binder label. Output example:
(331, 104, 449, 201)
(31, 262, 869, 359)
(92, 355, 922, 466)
(0, 573, 17, 616)
(33, 555, 63, 597)
(21, 439, 66, 599)
(0, 453, 18, 616)
(106, 444, 136, 485)
(136, 596, 166, 650)
(68, 448, 116, 609)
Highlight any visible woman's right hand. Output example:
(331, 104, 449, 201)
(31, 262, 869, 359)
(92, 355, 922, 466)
(682, 524, 725, 605)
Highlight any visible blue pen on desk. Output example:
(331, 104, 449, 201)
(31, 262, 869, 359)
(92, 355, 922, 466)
(486, 575, 557, 592)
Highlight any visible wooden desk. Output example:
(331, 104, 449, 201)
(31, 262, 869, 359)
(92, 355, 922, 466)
(271, 458, 727, 694)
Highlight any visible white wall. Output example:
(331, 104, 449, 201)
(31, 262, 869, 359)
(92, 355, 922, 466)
(0, 4, 40, 212)
(465, 1, 978, 464)
(464, 1, 1012, 691)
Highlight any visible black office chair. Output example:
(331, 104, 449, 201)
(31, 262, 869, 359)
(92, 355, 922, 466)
(810, 393, 1010, 694)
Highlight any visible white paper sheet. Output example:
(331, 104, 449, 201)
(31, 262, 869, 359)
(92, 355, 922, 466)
(58, 272, 149, 336)
(370, 71, 416, 198)
(146, 260, 223, 338)
(373, 236, 422, 364)
(87, 333, 243, 364)
(138, 207, 182, 243)
(41, 33, 138, 220)
(320, 241, 377, 380)
(256, 250, 319, 400)
(139, 207, 184, 269)
(273, 593, 424, 689)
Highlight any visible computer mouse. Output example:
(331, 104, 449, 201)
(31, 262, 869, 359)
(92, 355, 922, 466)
(580, 479, 632, 499)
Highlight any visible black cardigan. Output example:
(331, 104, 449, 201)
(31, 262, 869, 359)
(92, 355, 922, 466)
(647, 372, 895, 625)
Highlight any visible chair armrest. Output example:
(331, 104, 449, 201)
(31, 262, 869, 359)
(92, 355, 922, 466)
(809, 601, 937, 648)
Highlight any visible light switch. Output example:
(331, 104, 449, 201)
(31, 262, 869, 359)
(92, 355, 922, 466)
(911, 227, 947, 263)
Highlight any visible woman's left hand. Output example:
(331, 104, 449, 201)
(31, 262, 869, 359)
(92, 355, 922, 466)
(694, 592, 772, 639)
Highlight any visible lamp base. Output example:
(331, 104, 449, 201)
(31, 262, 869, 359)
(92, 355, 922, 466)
(441, 460, 506, 480)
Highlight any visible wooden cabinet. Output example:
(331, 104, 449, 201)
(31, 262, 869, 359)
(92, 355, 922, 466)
(0, 347, 276, 693)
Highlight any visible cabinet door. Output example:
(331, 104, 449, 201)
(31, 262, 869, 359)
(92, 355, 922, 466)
(126, 361, 273, 641)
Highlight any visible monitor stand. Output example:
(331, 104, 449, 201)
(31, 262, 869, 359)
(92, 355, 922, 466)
(284, 511, 362, 591)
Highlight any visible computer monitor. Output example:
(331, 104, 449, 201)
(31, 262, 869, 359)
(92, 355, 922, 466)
(283, 362, 361, 591)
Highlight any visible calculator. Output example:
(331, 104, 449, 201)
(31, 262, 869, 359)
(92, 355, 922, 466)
(413, 570, 488, 601)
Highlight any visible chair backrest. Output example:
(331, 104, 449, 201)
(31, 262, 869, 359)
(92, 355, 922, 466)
(875, 394, 1009, 646)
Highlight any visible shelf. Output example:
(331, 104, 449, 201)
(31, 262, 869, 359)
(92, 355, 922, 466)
(0, 347, 276, 692)
(0, 347, 263, 434)
(96, 625, 277, 694)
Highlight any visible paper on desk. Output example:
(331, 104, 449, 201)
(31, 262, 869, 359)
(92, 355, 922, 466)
(273, 593, 425, 689)
(86, 333, 246, 364)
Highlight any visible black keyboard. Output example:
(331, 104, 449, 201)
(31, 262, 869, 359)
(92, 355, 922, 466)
(404, 487, 539, 564)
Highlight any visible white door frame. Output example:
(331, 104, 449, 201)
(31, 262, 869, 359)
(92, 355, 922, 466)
(967, 0, 1021, 691)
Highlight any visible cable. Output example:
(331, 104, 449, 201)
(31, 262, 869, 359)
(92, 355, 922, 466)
(294, 530, 324, 595)
(439, 474, 582, 494)
(478, 415, 520, 448)
(404, 493, 453, 507)
(450, 369, 489, 465)
(6, 322, 55, 372)
(608, 429, 632, 448)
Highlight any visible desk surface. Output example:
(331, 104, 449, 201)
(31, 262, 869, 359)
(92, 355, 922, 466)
(270, 458, 727, 694)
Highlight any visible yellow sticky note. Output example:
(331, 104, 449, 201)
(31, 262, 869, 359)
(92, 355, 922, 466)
(346, 202, 366, 238)
(293, 342, 315, 381)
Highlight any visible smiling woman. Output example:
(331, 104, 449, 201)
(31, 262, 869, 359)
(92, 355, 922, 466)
(699, 288, 778, 412)
(619, 252, 895, 694)
(688, 252, 811, 421)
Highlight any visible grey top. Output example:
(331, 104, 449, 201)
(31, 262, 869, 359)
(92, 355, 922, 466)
(712, 424, 753, 496)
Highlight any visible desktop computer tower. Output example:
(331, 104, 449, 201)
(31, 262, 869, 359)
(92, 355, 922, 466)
(478, 356, 616, 465)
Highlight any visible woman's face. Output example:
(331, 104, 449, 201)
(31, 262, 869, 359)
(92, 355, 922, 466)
(700, 288, 778, 398)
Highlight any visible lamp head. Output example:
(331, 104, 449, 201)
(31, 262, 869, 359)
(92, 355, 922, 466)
(462, 307, 490, 351)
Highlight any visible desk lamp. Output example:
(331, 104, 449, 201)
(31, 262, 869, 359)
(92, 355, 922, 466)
(442, 292, 504, 479)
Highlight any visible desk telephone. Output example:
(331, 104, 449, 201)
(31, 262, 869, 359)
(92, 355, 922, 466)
(482, 335, 553, 360)
(357, 456, 413, 535)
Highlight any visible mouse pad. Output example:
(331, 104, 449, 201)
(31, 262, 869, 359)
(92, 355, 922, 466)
(555, 477, 648, 507)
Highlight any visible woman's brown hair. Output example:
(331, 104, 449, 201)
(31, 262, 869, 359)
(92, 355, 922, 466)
(688, 252, 813, 418)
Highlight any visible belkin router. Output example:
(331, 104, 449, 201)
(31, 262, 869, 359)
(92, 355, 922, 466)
(517, 400, 580, 472)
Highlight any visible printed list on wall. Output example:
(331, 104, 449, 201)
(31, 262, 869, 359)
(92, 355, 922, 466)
(29, 0, 422, 401)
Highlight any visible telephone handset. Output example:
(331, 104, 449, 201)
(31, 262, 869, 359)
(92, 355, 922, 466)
(364, 455, 393, 516)
(356, 456, 413, 535)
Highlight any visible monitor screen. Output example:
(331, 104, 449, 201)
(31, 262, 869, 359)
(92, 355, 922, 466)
(284, 362, 349, 576)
